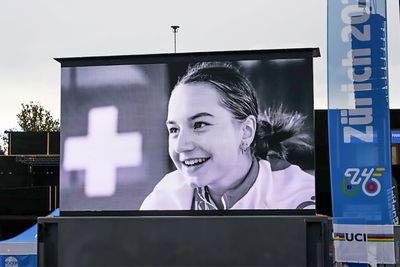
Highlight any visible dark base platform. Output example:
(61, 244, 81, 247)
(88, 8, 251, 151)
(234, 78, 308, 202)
(38, 215, 331, 267)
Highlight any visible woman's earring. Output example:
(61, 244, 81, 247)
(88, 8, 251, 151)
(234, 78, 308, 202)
(240, 142, 249, 154)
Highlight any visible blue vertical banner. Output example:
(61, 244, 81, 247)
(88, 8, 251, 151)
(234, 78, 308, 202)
(328, 0, 394, 264)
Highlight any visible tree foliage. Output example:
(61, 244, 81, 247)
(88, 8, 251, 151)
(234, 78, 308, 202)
(0, 128, 17, 155)
(0, 133, 7, 155)
(16, 101, 60, 132)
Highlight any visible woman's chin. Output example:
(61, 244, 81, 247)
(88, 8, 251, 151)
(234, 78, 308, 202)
(184, 176, 207, 189)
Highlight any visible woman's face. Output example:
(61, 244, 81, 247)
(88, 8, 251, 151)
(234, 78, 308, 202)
(166, 82, 247, 191)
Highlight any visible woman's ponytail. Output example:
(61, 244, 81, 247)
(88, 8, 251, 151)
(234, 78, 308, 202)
(254, 106, 313, 161)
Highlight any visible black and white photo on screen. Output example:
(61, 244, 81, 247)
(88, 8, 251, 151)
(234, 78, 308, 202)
(60, 56, 315, 212)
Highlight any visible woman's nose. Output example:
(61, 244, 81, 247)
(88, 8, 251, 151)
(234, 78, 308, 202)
(174, 130, 195, 153)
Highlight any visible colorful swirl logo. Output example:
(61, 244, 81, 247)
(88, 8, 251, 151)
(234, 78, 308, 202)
(341, 167, 383, 197)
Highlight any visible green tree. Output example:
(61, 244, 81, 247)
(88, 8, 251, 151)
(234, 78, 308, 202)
(0, 132, 7, 155)
(16, 101, 60, 132)
(0, 128, 17, 155)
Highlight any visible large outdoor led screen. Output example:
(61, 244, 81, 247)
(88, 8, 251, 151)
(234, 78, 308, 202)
(59, 49, 318, 213)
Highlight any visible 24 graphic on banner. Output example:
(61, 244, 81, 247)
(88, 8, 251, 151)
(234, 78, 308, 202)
(340, 167, 384, 197)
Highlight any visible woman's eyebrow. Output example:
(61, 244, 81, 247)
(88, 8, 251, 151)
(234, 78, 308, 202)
(165, 120, 176, 126)
(189, 112, 214, 121)
(166, 112, 214, 125)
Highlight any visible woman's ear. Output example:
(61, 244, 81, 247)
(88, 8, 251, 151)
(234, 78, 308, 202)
(241, 115, 257, 145)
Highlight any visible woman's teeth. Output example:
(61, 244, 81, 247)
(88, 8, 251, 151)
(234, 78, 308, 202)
(183, 158, 209, 166)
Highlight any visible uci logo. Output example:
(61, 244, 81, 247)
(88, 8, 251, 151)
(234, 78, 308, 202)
(340, 167, 383, 197)
(5, 256, 18, 267)
(345, 233, 367, 242)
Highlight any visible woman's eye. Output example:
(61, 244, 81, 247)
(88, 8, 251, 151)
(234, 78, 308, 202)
(168, 127, 179, 134)
(193, 122, 208, 129)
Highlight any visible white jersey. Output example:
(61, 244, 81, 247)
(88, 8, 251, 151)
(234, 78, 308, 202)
(140, 159, 315, 210)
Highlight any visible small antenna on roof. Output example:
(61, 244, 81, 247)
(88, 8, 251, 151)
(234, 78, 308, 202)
(171, 25, 180, 53)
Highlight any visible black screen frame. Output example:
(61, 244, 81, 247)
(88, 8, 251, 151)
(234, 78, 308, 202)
(58, 48, 320, 217)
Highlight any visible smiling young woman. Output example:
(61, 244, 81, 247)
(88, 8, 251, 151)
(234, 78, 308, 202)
(140, 62, 315, 211)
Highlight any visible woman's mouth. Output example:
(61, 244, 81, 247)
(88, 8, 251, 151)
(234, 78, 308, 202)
(182, 157, 210, 167)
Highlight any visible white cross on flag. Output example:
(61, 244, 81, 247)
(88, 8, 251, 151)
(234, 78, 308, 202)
(64, 106, 142, 197)
(60, 64, 170, 211)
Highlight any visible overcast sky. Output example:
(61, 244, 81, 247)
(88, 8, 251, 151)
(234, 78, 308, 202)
(0, 0, 399, 134)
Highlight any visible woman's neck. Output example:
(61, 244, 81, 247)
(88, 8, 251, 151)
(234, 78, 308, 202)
(207, 154, 253, 208)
